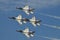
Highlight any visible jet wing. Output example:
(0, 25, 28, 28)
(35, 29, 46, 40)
(24, 33, 30, 38)
(16, 15, 22, 24)
(24, 10, 30, 15)
(31, 22, 36, 26)
(23, 5, 30, 15)
(23, 9, 33, 15)
(23, 28, 30, 38)
(30, 16, 36, 26)
(16, 19, 22, 24)
(23, 28, 29, 32)
(23, 5, 29, 10)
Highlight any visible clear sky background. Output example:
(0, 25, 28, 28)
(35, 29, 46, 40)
(0, 0, 60, 40)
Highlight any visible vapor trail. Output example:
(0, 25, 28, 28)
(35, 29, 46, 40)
(42, 23, 60, 29)
(40, 36, 60, 40)
(39, 13, 60, 19)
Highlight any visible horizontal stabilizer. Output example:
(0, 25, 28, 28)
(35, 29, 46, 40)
(37, 23, 40, 26)
(30, 34, 34, 37)
(23, 21, 27, 23)
(31, 11, 34, 14)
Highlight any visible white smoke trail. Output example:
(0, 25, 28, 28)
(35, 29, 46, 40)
(40, 36, 60, 40)
(39, 13, 60, 19)
(42, 23, 60, 29)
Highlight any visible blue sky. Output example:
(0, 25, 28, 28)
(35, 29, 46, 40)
(0, 0, 60, 40)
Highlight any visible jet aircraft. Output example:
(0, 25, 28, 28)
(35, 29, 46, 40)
(16, 5, 34, 15)
(16, 28, 35, 38)
(29, 16, 41, 26)
(8, 15, 29, 24)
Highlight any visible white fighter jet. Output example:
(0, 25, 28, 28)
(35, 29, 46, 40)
(16, 5, 34, 15)
(16, 28, 35, 38)
(29, 16, 41, 27)
(9, 15, 28, 24)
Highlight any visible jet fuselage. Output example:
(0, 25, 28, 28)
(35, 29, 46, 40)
(9, 17, 29, 21)
(16, 8, 23, 10)
(17, 7, 34, 12)
(16, 30, 35, 35)
(9, 17, 16, 19)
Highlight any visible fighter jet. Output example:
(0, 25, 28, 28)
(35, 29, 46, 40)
(16, 5, 34, 15)
(8, 15, 29, 24)
(29, 16, 41, 26)
(16, 28, 35, 38)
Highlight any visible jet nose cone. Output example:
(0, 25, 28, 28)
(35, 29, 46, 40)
(9, 17, 16, 19)
(20, 30, 23, 32)
(16, 30, 23, 33)
(19, 8, 23, 10)
(16, 7, 23, 10)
